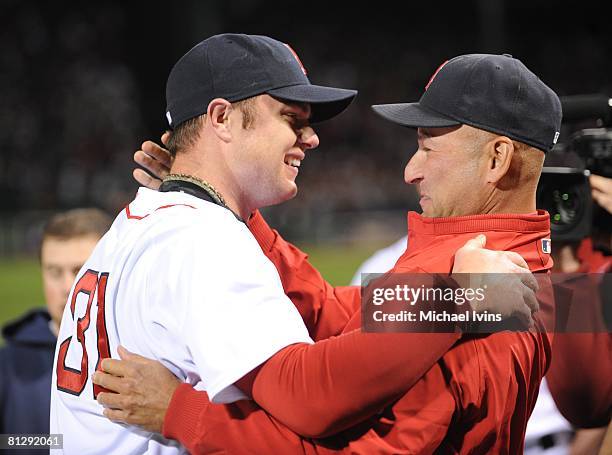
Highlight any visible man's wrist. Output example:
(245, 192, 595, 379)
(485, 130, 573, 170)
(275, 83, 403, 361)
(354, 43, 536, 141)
(162, 383, 211, 442)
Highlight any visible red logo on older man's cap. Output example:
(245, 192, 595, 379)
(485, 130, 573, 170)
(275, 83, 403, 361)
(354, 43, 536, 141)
(284, 43, 307, 75)
(425, 60, 449, 91)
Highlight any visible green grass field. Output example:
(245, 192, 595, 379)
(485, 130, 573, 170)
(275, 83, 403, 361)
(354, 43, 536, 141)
(0, 242, 386, 338)
(0, 259, 45, 330)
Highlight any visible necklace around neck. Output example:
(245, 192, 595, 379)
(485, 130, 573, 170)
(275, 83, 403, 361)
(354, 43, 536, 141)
(162, 173, 227, 207)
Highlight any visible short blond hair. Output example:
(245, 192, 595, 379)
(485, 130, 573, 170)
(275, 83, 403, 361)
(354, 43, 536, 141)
(42, 208, 111, 241)
(41, 208, 112, 256)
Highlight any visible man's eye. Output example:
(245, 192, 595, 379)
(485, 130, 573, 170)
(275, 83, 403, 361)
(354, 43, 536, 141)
(285, 114, 308, 130)
(45, 267, 62, 279)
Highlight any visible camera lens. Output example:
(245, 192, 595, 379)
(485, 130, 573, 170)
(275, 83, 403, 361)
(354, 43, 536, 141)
(539, 183, 584, 234)
(536, 168, 592, 241)
(546, 189, 580, 227)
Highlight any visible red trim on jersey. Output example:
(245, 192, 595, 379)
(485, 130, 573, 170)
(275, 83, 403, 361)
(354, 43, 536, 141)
(125, 203, 196, 220)
(93, 272, 111, 398)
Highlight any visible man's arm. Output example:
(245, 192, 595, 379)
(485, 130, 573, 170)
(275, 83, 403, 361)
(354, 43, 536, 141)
(247, 210, 361, 340)
(94, 348, 433, 455)
(94, 346, 456, 455)
(164, 386, 328, 455)
(590, 174, 612, 214)
(547, 332, 612, 428)
(546, 274, 611, 428)
(246, 212, 541, 336)
(98, 284, 463, 439)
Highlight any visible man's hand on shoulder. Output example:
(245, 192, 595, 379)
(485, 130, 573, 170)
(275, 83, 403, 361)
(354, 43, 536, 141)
(133, 132, 172, 190)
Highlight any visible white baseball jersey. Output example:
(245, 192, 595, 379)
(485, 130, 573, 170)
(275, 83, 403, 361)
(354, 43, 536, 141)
(50, 187, 313, 454)
(350, 236, 408, 286)
(523, 379, 572, 454)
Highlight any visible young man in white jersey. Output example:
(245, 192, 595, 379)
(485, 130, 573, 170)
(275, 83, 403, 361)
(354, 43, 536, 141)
(51, 34, 539, 454)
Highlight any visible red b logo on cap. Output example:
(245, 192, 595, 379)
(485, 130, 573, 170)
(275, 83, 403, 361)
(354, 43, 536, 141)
(284, 43, 308, 75)
(425, 60, 449, 91)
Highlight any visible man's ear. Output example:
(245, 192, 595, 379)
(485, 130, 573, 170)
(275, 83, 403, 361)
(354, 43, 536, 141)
(207, 98, 233, 143)
(486, 136, 515, 184)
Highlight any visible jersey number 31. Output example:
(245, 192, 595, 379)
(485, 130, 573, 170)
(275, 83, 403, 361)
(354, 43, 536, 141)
(56, 269, 111, 398)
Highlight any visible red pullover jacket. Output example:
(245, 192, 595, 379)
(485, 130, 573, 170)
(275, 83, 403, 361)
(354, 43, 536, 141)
(163, 210, 554, 454)
(546, 237, 612, 428)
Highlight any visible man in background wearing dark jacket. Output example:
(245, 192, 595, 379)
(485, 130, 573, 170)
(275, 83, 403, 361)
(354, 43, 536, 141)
(0, 208, 111, 444)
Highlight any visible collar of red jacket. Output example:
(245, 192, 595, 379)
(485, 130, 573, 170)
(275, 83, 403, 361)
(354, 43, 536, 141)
(398, 210, 552, 273)
(406, 210, 550, 236)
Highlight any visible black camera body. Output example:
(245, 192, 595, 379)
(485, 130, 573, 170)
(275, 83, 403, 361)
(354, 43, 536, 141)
(536, 95, 611, 242)
(537, 167, 592, 241)
(571, 128, 612, 179)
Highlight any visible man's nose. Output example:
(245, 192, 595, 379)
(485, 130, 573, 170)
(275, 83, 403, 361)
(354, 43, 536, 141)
(299, 126, 320, 150)
(62, 271, 77, 297)
(404, 150, 425, 185)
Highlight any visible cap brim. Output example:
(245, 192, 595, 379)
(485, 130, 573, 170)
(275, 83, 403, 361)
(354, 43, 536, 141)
(268, 84, 357, 123)
(371, 103, 460, 128)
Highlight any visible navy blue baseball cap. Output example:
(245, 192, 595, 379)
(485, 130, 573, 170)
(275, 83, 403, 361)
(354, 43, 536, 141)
(165, 33, 357, 128)
(372, 54, 562, 152)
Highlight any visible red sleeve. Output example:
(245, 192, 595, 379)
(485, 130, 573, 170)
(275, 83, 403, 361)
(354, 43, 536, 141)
(165, 289, 461, 442)
(249, 328, 460, 437)
(163, 385, 326, 455)
(547, 274, 612, 428)
(248, 210, 360, 341)
(547, 332, 612, 428)
(163, 380, 451, 455)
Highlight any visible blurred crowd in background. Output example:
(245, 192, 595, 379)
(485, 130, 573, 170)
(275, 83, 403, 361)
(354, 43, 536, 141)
(1, 0, 611, 254)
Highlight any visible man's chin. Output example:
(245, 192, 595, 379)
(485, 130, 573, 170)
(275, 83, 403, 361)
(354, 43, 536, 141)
(284, 182, 298, 200)
(419, 197, 444, 218)
(420, 206, 443, 218)
(419, 203, 434, 218)
(260, 185, 298, 209)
